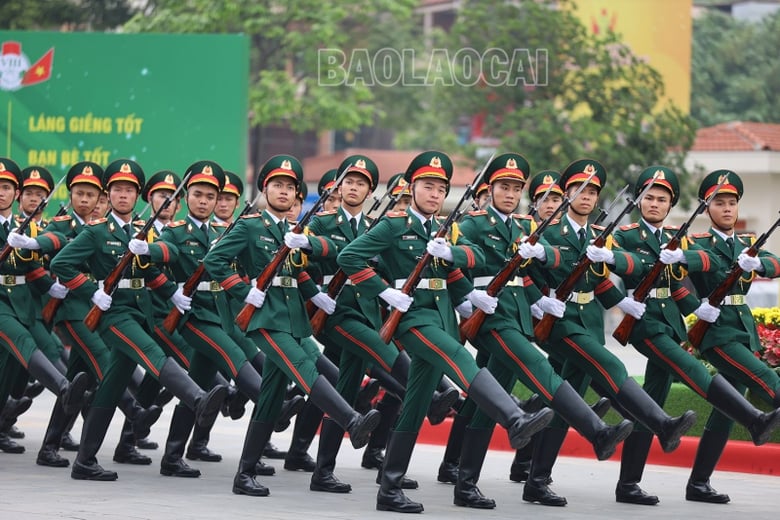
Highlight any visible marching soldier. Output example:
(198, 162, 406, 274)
(452, 153, 633, 509)
(337, 151, 555, 513)
(682, 170, 780, 503)
(49, 158, 227, 481)
(386, 173, 412, 212)
(213, 170, 243, 225)
(203, 154, 381, 497)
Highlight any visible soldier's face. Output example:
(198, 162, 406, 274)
(108, 181, 139, 217)
(264, 177, 296, 215)
(19, 186, 48, 216)
(568, 184, 598, 216)
(0, 180, 18, 213)
(339, 173, 372, 209)
(639, 186, 672, 225)
(322, 192, 341, 212)
(70, 184, 100, 220)
(411, 178, 446, 217)
(187, 184, 218, 221)
(286, 198, 303, 221)
(150, 190, 177, 222)
(490, 179, 524, 215)
(91, 193, 109, 221)
(707, 193, 739, 232)
(476, 191, 489, 208)
(215, 193, 239, 221)
(535, 193, 562, 221)
(394, 195, 411, 212)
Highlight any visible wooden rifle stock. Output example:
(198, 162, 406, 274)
(379, 249, 433, 344)
(83, 249, 134, 332)
(309, 269, 347, 335)
(41, 289, 63, 326)
(235, 242, 292, 332)
(161, 263, 205, 333)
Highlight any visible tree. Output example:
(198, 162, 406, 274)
(0, 0, 137, 30)
(395, 0, 698, 204)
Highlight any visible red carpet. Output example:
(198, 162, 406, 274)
(418, 417, 780, 476)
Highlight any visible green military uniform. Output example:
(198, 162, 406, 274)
(203, 154, 380, 497)
(51, 158, 226, 482)
(684, 170, 780, 504)
(338, 151, 554, 514)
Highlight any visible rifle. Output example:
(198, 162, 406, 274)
(54, 201, 71, 218)
(458, 170, 596, 341)
(162, 193, 261, 333)
(83, 176, 189, 332)
(378, 153, 495, 344)
(235, 165, 352, 332)
(593, 184, 630, 227)
(0, 174, 67, 268)
(308, 182, 400, 335)
(612, 178, 727, 345)
(687, 210, 780, 349)
(533, 172, 661, 343)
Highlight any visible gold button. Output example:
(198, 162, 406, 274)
(661, 303, 665, 308)
(435, 296, 439, 301)
(356, 292, 360, 297)
(579, 305, 584, 310)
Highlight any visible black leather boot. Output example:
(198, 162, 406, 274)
(706, 374, 780, 445)
(0, 396, 32, 431)
(362, 392, 402, 470)
(310, 418, 352, 493)
(522, 427, 568, 506)
(428, 386, 460, 426)
(550, 382, 633, 460)
(453, 427, 496, 509)
(509, 440, 533, 482)
(308, 375, 381, 449)
(686, 428, 731, 503)
(160, 404, 200, 477)
(437, 412, 469, 483)
(283, 400, 323, 471)
(0, 431, 24, 453)
(263, 441, 286, 459)
(117, 390, 163, 440)
(354, 378, 380, 415)
(113, 420, 152, 465)
(615, 377, 696, 452)
(376, 430, 423, 513)
(27, 351, 90, 416)
(591, 397, 612, 418)
(37, 397, 71, 467)
(158, 358, 226, 429)
(186, 422, 222, 462)
(233, 420, 274, 497)
(71, 406, 118, 481)
(615, 430, 658, 505)
(467, 368, 554, 449)
(273, 394, 306, 432)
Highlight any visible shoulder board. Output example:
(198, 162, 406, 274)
(511, 213, 533, 220)
(52, 215, 72, 222)
(663, 225, 680, 230)
(467, 209, 487, 216)
(738, 232, 756, 238)
(619, 223, 639, 231)
(211, 221, 228, 229)
(690, 232, 711, 239)
(167, 220, 187, 228)
(88, 218, 107, 226)
(132, 219, 146, 226)
(315, 209, 337, 217)
(240, 212, 262, 219)
(591, 224, 605, 231)
(434, 215, 446, 223)
(548, 218, 560, 225)
(386, 211, 407, 218)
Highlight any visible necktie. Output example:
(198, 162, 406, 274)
(279, 220, 287, 236)
(123, 223, 132, 238)
(506, 217, 513, 231)
(201, 223, 209, 241)
(654, 229, 661, 242)
(424, 219, 432, 237)
(1, 220, 8, 235)
(726, 236, 734, 253)
(350, 217, 358, 237)
(578, 227, 586, 246)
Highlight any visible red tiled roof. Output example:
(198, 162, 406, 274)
(692, 121, 780, 151)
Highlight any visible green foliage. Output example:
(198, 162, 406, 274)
(0, 0, 136, 30)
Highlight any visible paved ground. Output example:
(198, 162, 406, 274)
(2, 388, 777, 520)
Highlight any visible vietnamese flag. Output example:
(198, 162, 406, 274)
(22, 48, 54, 86)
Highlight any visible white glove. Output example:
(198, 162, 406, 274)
(694, 300, 720, 323)
(659, 246, 686, 265)
(426, 237, 454, 262)
(586, 244, 615, 264)
(6, 231, 40, 250)
(518, 239, 546, 261)
(467, 289, 498, 314)
(310, 292, 337, 315)
(737, 249, 762, 272)
(284, 231, 310, 250)
(91, 289, 112, 311)
(379, 287, 413, 312)
(530, 303, 544, 320)
(535, 295, 566, 318)
(48, 281, 69, 299)
(616, 297, 645, 320)
(170, 287, 192, 314)
(455, 300, 473, 318)
(244, 287, 266, 308)
(128, 238, 150, 256)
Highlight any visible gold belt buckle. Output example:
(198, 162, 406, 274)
(731, 294, 745, 305)
(428, 278, 444, 290)
(573, 292, 589, 304)
(3, 275, 16, 286)
(280, 276, 293, 288)
(655, 287, 670, 299)
(130, 278, 143, 289)
(209, 280, 221, 291)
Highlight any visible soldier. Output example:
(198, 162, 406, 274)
(682, 170, 780, 503)
(49, 158, 227, 481)
(453, 153, 633, 509)
(318, 169, 342, 212)
(585, 166, 780, 504)
(337, 151, 555, 513)
(524, 159, 697, 506)
(0, 158, 90, 454)
(386, 173, 412, 212)
(203, 154, 380, 497)
(474, 181, 490, 209)
(214, 170, 243, 225)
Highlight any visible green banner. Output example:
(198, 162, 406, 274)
(1, 31, 248, 207)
